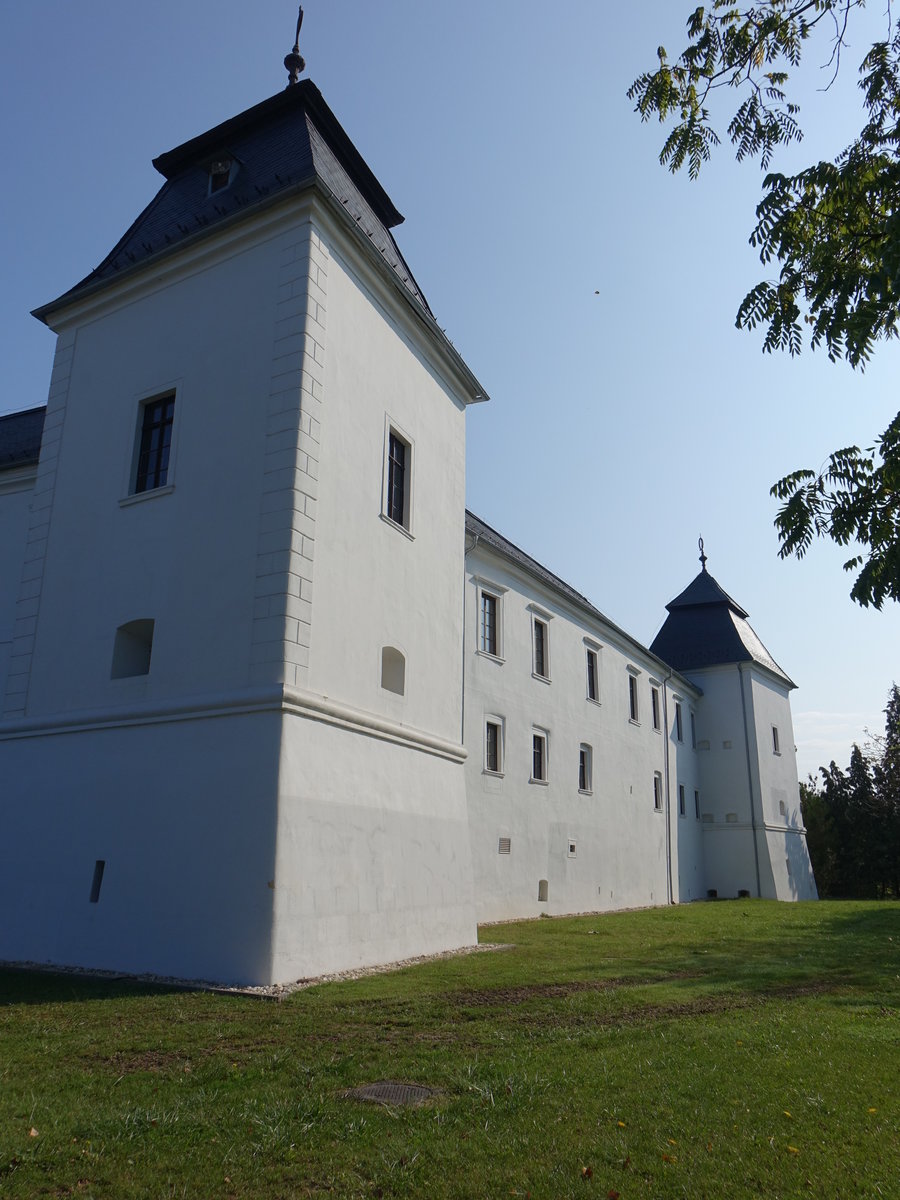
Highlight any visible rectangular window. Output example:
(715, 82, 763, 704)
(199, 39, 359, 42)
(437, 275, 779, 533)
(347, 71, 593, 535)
(485, 719, 502, 774)
(651, 686, 661, 731)
(533, 619, 547, 678)
(531, 730, 548, 782)
(679, 783, 686, 817)
(135, 394, 175, 493)
(675, 701, 684, 742)
(579, 744, 592, 793)
(480, 591, 497, 655)
(653, 772, 663, 812)
(694, 789, 700, 819)
(691, 711, 697, 750)
(387, 431, 407, 525)
(586, 648, 598, 702)
(628, 673, 639, 722)
(772, 726, 781, 755)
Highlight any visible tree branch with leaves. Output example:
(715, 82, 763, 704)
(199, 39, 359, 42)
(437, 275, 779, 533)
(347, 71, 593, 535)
(630, 1, 900, 606)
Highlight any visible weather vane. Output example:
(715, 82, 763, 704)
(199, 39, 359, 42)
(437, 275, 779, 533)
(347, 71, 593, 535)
(284, 7, 305, 86)
(698, 536, 708, 572)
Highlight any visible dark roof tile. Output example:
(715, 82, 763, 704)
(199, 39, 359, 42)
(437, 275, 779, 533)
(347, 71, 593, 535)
(0, 407, 46, 469)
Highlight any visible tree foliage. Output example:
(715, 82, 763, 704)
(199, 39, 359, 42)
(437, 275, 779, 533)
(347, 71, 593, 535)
(629, 2, 900, 606)
(800, 684, 900, 897)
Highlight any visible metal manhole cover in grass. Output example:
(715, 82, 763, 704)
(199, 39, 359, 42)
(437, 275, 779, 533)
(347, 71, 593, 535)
(344, 1081, 436, 1107)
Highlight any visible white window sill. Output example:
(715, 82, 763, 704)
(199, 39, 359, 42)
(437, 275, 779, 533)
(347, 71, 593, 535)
(476, 650, 505, 665)
(586, 697, 601, 708)
(529, 777, 549, 786)
(532, 672, 551, 685)
(379, 512, 415, 541)
(578, 788, 593, 797)
(482, 769, 505, 779)
(120, 484, 175, 508)
(629, 718, 641, 728)
(652, 725, 662, 734)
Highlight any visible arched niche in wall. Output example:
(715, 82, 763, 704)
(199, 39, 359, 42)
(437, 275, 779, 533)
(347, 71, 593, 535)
(380, 646, 405, 696)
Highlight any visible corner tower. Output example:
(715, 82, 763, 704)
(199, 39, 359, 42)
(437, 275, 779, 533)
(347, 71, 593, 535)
(0, 32, 486, 983)
(651, 547, 817, 901)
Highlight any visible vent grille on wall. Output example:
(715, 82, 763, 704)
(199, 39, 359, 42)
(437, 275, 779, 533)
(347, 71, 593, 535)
(498, 837, 511, 855)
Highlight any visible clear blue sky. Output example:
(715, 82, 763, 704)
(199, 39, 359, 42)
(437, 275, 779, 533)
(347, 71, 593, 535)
(2, 1, 897, 778)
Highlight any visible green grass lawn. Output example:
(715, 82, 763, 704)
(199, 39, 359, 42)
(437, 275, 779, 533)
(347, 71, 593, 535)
(1, 901, 897, 1199)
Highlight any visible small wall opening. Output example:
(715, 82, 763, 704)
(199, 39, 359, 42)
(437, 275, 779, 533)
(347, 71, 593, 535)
(89, 860, 106, 903)
(380, 646, 405, 695)
(538, 879, 549, 903)
(111, 619, 154, 679)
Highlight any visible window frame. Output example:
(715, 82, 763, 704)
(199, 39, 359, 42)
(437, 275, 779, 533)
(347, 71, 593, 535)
(678, 783, 686, 817)
(674, 700, 684, 743)
(473, 578, 507, 662)
(650, 683, 661, 731)
(653, 771, 663, 812)
(527, 604, 553, 682)
(690, 710, 697, 750)
(484, 716, 504, 776)
(586, 647, 599, 703)
(695, 789, 701, 820)
(381, 416, 415, 536)
(124, 386, 180, 503)
(772, 725, 781, 755)
(578, 743, 593, 794)
(530, 728, 549, 784)
(627, 666, 641, 724)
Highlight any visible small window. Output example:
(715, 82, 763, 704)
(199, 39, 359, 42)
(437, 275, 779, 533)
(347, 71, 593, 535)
(538, 879, 549, 902)
(653, 772, 663, 812)
(111, 619, 154, 679)
(383, 421, 413, 533)
(675, 701, 684, 742)
(208, 156, 235, 194)
(531, 730, 548, 783)
(651, 686, 661, 731)
(480, 591, 498, 655)
(586, 648, 598, 702)
(772, 726, 781, 755)
(578, 744, 592, 793)
(533, 619, 548, 678)
(485, 718, 503, 774)
(380, 646, 405, 695)
(694, 789, 700, 820)
(628, 672, 640, 723)
(567, 840, 577, 859)
(690, 711, 697, 750)
(779, 799, 787, 817)
(134, 394, 175, 494)
(678, 783, 686, 817)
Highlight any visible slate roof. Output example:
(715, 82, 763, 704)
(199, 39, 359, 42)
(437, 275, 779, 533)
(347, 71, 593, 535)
(0, 406, 46, 470)
(465, 511, 701, 693)
(34, 80, 432, 321)
(650, 567, 794, 687)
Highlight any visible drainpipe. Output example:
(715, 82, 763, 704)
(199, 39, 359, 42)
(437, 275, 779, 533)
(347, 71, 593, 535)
(738, 662, 763, 898)
(661, 668, 674, 905)
(461, 532, 480, 746)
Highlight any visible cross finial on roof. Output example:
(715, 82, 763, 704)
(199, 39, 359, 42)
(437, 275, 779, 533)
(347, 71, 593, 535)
(698, 536, 708, 572)
(284, 6, 305, 86)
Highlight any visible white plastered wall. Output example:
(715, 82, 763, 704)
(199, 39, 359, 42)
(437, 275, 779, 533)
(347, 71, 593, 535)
(463, 543, 704, 922)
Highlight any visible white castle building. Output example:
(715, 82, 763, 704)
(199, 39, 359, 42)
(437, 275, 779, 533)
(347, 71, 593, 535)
(0, 57, 816, 986)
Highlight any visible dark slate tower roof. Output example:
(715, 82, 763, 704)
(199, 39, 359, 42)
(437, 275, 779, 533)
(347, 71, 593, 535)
(650, 560, 794, 688)
(34, 80, 432, 322)
(0, 406, 46, 469)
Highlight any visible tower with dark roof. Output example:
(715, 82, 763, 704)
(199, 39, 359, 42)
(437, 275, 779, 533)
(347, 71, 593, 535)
(651, 556, 817, 901)
(0, 52, 487, 984)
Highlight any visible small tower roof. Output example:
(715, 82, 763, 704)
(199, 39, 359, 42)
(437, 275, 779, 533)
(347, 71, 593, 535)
(33, 80, 431, 322)
(650, 550, 795, 688)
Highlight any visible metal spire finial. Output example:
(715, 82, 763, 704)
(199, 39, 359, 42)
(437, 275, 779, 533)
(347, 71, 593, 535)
(284, 6, 305, 86)
(698, 536, 708, 572)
